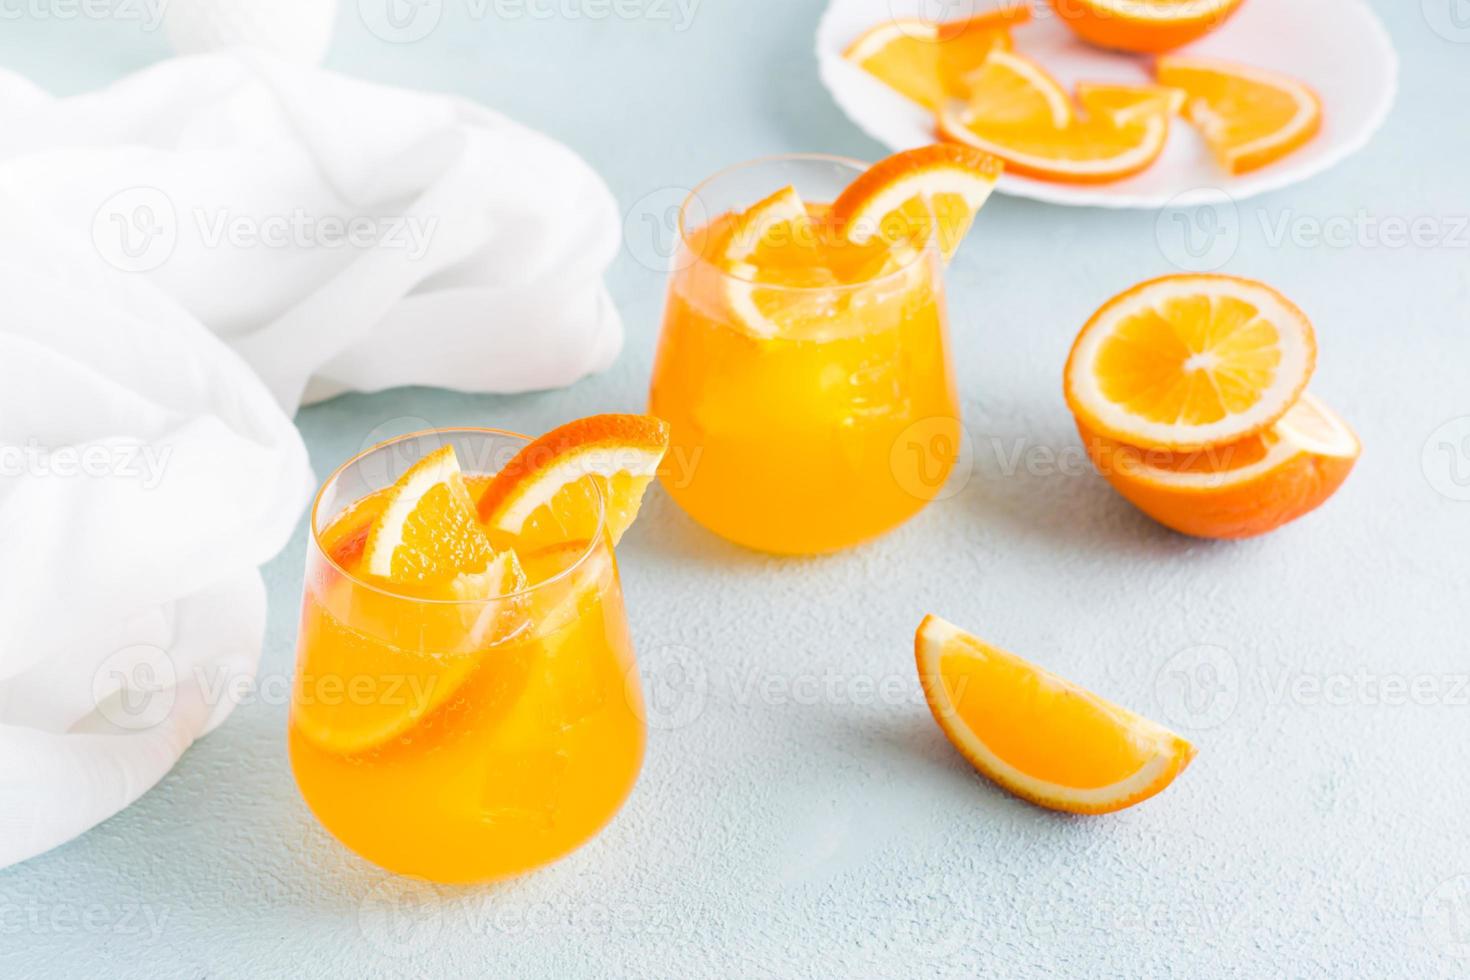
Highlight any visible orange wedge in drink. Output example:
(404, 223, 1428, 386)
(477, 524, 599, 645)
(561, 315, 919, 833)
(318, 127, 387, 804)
(361, 444, 526, 599)
(937, 51, 1173, 184)
(1157, 56, 1323, 175)
(1064, 274, 1317, 451)
(1050, 0, 1245, 54)
(917, 615, 1196, 814)
(477, 414, 670, 548)
(1077, 392, 1359, 539)
(843, 6, 1031, 111)
(827, 143, 1004, 262)
(296, 446, 529, 756)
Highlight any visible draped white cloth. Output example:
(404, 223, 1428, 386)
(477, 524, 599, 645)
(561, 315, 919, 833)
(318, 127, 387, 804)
(0, 50, 623, 868)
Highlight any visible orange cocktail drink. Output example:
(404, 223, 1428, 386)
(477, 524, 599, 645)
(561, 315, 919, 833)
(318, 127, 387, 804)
(288, 427, 648, 883)
(649, 153, 967, 555)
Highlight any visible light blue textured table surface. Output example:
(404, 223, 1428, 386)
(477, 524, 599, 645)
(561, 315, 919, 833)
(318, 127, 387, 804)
(3, 2, 1469, 977)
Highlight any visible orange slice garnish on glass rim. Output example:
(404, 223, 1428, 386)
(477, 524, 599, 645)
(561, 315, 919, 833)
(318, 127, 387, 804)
(827, 143, 1004, 263)
(1049, 0, 1245, 54)
(938, 51, 1174, 184)
(1064, 274, 1318, 452)
(842, 6, 1031, 111)
(917, 615, 1196, 814)
(1077, 392, 1359, 540)
(477, 414, 670, 548)
(1157, 55, 1323, 176)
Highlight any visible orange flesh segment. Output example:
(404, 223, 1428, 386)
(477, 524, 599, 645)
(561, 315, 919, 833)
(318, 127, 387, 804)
(1093, 294, 1282, 426)
(938, 639, 1155, 789)
(844, 9, 1030, 110)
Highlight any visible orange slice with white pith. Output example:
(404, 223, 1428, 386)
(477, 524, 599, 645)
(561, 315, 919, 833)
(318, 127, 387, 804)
(937, 51, 1174, 184)
(843, 7, 1031, 111)
(476, 414, 670, 549)
(361, 444, 527, 599)
(1157, 55, 1323, 175)
(827, 143, 1004, 262)
(917, 615, 1196, 814)
(1064, 274, 1318, 452)
(1078, 392, 1359, 539)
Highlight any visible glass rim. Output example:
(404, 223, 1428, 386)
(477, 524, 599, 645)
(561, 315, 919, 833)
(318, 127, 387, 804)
(308, 426, 606, 606)
(676, 152, 935, 292)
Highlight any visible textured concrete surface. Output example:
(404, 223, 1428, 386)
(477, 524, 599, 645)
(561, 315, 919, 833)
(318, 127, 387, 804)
(2, 1, 1468, 977)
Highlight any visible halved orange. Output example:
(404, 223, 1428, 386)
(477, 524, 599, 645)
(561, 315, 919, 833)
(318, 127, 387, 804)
(477, 414, 670, 548)
(937, 51, 1173, 184)
(361, 445, 526, 599)
(1050, 0, 1245, 54)
(1064, 274, 1318, 452)
(1078, 392, 1359, 539)
(1157, 55, 1323, 175)
(827, 143, 1004, 262)
(843, 6, 1031, 111)
(917, 615, 1196, 814)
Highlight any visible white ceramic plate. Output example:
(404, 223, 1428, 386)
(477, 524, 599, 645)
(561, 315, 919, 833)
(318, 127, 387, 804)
(816, 0, 1398, 208)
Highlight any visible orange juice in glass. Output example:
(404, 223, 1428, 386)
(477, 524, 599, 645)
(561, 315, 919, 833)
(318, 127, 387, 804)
(650, 151, 991, 555)
(288, 426, 653, 883)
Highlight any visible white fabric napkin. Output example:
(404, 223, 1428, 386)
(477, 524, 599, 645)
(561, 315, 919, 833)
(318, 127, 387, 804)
(0, 50, 624, 868)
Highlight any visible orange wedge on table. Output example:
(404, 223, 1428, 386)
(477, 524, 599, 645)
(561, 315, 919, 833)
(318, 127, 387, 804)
(1064, 274, 1317, 452)
(843, 6, 1031, 111)
(1157, 56, 1323, 175)
(1050, 0, 1245, 54)
(1078, 393, 1360, 539)
(828, 143, 1004, 262)
(477, 413, 670, 549)
(937, 51, 1174, 184)
(917, 615, 1196, 814)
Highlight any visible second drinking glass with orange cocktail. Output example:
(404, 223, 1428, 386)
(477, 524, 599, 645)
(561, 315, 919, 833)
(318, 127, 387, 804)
(650, 146, 1004, 554)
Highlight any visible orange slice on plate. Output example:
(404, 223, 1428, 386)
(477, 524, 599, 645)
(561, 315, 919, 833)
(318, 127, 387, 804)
(477, 414, 670, 548)
(938, 51, 1173, 184)
(1049, 0, 1245, 54)
(1064, 274, 1317, 451)
(961, 48, 1074, 128)
(917, 615, 1196, 814)
(1077, 392, 1359, 539)
(1157, 55, 1323, 175)
(1074, 81, 1185, 126)
(827, 143, 1004, 262)
(843, 6, 1031, 111)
